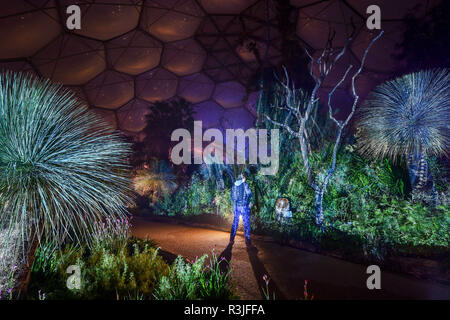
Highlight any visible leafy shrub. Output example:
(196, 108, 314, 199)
(154, 251, 236, 300)
(28, 236, 168, 300)
(155, 172, 233, 219)
(133, 159, 178, 204)
(77, 242, 168, 299)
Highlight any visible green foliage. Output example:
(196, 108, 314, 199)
(248, 142, 449, 259)
(28, 219, 238, 300)
(0, 71, 133, 252)
(158, 138, 449, 260)
(77, 242, 168, 299)
(427, 156, 450, 204)
(256, 84, 327, 152)
(154, 251, 236, 300)
(155, 172, 233, 218)
(133, 159, 178, 204)
(29, 236, 169, 300)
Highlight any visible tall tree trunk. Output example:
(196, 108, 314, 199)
(407, 153, 438, 205)
(314, 190, 324, 225)
(14, 238, 39, 299)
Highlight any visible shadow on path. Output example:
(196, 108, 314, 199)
(219, 243, 286, 300)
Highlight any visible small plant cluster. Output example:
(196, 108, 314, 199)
(155, 172, 233, 219)
(28, 236, 168, 300)
(26, 219, 237, 300)
(261, 275, 314, 300)
(132, 159, 178, 205)
(91, 217, 132, 251)
(154, 251, 236, 300)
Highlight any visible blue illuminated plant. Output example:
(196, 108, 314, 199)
(0, 71, 133, 253)
(357, 69, 450, 197)
(357, 69, 450, 161)
(133, 159, 178, 203)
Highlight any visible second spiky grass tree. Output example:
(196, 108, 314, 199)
(357, 69, 450, 204)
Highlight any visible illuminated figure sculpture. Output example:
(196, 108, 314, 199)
(229, 173, 254, 249)
(275, 198, 292, 223)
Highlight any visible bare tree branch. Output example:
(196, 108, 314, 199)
(263, 28, 383, 225)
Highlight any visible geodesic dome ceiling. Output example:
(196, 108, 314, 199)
(0, 0, 440, 140)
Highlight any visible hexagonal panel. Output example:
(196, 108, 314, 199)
(244, 91, 260, 117)
(192, 100, 224, 128)
(136, 67, 178, 102)
(117, 99, 151, 132)
(352, 24, 405, 73)
(67, 86, 89, 105)
(0, 61, 36, 74)
(228, 65, 255, 82)
(317, 87, 353, 121)
(162, 39, 207, 76)
(347, 0, 441, 20)
(236, 39, 267, 63)
(221, 107, 255, 130)
(140, 0, 204, 42)
(308, 50, 361, 89)
(199, 0, 258, 14)
(106, 30, 163, 75)
(33, 34, 106, 85)
(243, 0, 277, 21)
(0, 0, 61, 59)
(296, 1, 364, 49)
(60, 0, 142, 41)
(85, 71, 134, 109)
(290, 0, 323, 7)
(178, 73, 215, 103)
(213, 81, 247, 108)
(213, 51, 242, 66)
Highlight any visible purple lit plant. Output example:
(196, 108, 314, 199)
(261, 274, 275, 300)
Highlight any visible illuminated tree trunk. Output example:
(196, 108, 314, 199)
(407, 153, 438, 205)
(264, 30, 384, 226)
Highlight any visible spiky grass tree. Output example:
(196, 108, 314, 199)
(0, 71, 133, 266)
(357, 69, 450, 202)
(133, 159, 178, 203)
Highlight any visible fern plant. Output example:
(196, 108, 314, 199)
(0, 71, 133, 257)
